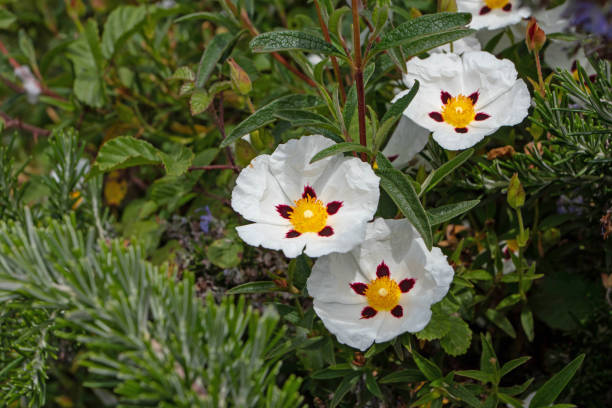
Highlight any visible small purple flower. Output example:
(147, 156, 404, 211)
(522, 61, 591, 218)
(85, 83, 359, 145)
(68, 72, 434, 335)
(557, 195, 585, 216)
(565, 1, 612, 39)
(198, 206, 214, 233)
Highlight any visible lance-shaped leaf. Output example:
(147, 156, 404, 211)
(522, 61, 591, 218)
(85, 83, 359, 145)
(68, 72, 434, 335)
(376, 153, 433, 250)
(221, 94, 322, 147)
(374, 13, 473, 56)
(250, 31, 344, 56)
(420, 148, 474, 194)
(310, 142, 373, 163)
(196, 32, 240, 88)
(529, 354, 585, 408)
(428, 200, 480, 226)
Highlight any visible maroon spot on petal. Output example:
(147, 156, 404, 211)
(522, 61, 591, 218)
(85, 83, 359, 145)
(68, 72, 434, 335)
(429, 112, 444, 122)
(391, 305, 403, 318)
(318, 226, 334, 237)
(350, 282, 368, 295)
(475, 112, 490, 121)
(376, 261, 390, 278)
(571, 61, 578, 72)
(589, 74, 597, 82)
(399, 278, 416, 293)
(302, 185, 317, 199)
(479, 6, 491, 15)
(503, 247, 512, 260)
(503, 3, 512, 11)
(455, 127, 468, 133)
(326, 201, 343, 215)
(286, 230, 301, 238)
(440, 91, 452, 104)
(276, 204, 292, 219)
(388, 154, 399, 162)
(361, 306, 377, 319)
(468, 91, 479, 105)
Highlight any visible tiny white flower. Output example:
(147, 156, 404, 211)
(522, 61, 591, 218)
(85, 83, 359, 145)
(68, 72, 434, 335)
(14, 66, 41, 104)
(430, 36, 482, 55)
(401, 51, 530, 150)
(457, 0, 530, 30)
(307, 218, 454, 351)
(381, 115, 430, 169)
(231, 135, 380, 258)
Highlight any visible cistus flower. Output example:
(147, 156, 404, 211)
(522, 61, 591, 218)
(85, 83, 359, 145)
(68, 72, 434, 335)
(381, 115, 430, 169)
(400, 51, 530, 150)
(231, 135, 379, 258)
(429, 36, 482, 55)
(457, 0, 530, 30)
(307, 218, 454, 351)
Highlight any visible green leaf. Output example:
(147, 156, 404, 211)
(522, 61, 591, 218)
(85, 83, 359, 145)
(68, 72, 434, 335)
(463, 269, 492, 281)
(365, 371, 383, 399)
(479, 334, 500, 379)
(529, 354, 585, 408)
(234, 139, 257, 168)
(94, 136, 161, 172)
(440, 315, 472, 356)
(416, 304, 451, 340)
(18, 30, 37, 68)
(169, 66, 195, 81)
(379, 369, 424, 384)
(380, 81, 420, 124)
(330, 372, 360, 408)
(291, 254, 310, 290)
(411, 349, 442, 381)
(501, 356, 531, 378)
(446, 384, 482, 408)
(428, 200, 480, 226)
(311, 367, 355, 379)
(309, 142, 373, 163)
(374, 13, 473, 54)
(196, 32, 239, 88)
(0, 9, 16, 29)
(159, 146, 194, 177)
(66, 19, 107, 108)
(456, 370, 492, 383)
(521, 306, 535, 342)
(500, 378, 534, 397)
(101, 5, 147, 59)
(190, 89, 214, 115)
(496, 293, 522, 310)
(221, 94, 321, 147)
(250, 31, 344, 56)
(226, 281, 277, 295)
(376, 153, 433, 250)
(485, 309, 517, 338)
(421, 149, 474, 194)
(507, 173, 526, 209)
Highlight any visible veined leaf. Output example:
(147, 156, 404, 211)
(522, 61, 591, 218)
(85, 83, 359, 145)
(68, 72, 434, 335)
(101, 5, 147, 59)
(196, 32, 240, 88)
(94, 136, 161, 172)
(440, 315, 472, 356)
(529, 354, 585, 408)
(411, 349, 442, 380)
(428, 200, 480, 226)
(380, 81, 420, 124)
(374, 13, 473, 54)
(376, 153, 433, 250)
(250, 31, 344, 56)
(310, 142, 373, 163)
(421, 148, 474, 194)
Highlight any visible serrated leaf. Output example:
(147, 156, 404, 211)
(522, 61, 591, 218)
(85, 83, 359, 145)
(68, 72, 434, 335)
(159, 146, 194, 177)
(190, 89, 214, 115)
(416, 305, 451, 341)
(94, 136, 161, 172)
(374, 13, 473, 55)
(170, 66, 195, 81)
(421, 148, 474, 194)
(221, 94, 322, 147)
(428, 200, 480, 226)
(309, 142, 373, 163)
(411, 349, 442, 380)
(196, 32, 239, 88)
(226, 281, 277, 295)
(250, 31, 344, 56)
(379, 368, 424, 384)
(529, 354, 585, 408)
(440, 315, 472, 356)
(376, 153, 433, 250)
(101, 5, 147, 59)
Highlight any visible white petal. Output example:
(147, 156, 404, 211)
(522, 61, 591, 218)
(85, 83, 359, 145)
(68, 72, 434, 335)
(379, 297, 434, 340)
(461, 51, 519, 107)
(236, 223, 306, 258)
(268, 135, 336, 200)
(458, 0, 530, 30)
(479, 79, 530, 127)
(303, 214, 369, 258)
(430, 36, 482, 55)
(312, 300, 384, 351)
(231, 154, 291, 225)
(404, 53, 464, 95)
(431, 125, 491, 151)
(382, 116, 430, 169)
(307, 253, 370, 305)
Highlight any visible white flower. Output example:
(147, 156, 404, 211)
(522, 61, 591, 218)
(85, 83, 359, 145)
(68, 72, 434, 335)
(430, 36, 482, 55)
(307, 218, 454, 351)
(458, 0, 530, 30)
(501, 240, 519, 275)
(231, 135, 380, 258)
(544, 43, 596, 78)
(381, 115, 430, 169)
(14, 66, 41, 104)
(401, 51, 530, 150)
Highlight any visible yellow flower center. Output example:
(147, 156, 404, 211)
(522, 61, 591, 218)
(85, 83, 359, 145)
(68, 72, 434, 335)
(365, 276, 401, 311)
(484, 0, 510, 9)
(289, 196, 328, 233)
(441, 94, 476, 128)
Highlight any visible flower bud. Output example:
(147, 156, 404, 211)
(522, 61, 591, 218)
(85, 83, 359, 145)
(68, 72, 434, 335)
(526, 17, 546, 53)
(507, 173, 525, 209)
(228, 58, 251, 95)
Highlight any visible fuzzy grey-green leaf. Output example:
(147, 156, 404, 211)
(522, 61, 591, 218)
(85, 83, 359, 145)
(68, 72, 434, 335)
(250, 31, 344, 56)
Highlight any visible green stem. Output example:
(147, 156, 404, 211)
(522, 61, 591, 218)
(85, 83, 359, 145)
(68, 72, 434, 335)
(351, 0, 368, 161)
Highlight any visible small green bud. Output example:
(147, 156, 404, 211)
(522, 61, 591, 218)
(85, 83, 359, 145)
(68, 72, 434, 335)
(507, 173, 525, 209)
(228, 58, 252, 96)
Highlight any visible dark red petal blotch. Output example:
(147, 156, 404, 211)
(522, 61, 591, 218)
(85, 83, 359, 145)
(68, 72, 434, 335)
(468, 91, 479, 105)
(361, 306, 377, 319)
(440, 91, 452, 104)
(286, 230, 301, 238)
(399, 278, 416, 293)
(376, 261, 390, 278)
(455, 127, 468, 133)
(503, 3, 512, 11)
(302, 185, 317, 199)
(479, 6, 491, 14)
(318, 226, 334, 237)
(326, 201, 343, 215)
(350, 282, 368, 295)
(276, 204, 292, 219)
(429, 112, 444, 122)
(475, 113, 490, 121)
(391, 305, 403, 318)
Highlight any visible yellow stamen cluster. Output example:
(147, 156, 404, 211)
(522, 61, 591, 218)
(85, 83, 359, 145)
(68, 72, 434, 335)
(441, 94, 476, 128)
(289, 196, 328, 233)
(484, 0, 510, 9)
(365, 276, 401, 311)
